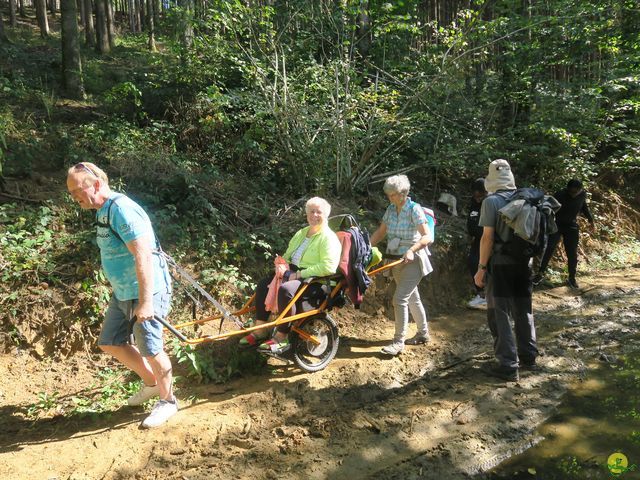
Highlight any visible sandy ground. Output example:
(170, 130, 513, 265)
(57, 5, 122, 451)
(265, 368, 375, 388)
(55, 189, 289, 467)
(1, 267, 639, 480)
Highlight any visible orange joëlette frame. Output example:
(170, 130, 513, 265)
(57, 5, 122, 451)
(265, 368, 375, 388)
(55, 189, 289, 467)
(165, 258, 405, 346)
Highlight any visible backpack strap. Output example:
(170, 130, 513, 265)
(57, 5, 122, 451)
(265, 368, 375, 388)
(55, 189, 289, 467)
(490, 191, 515, 244)
(96, 194, 164, 253)
(408, 200, 436, 243)
(96, 194, 125, 243)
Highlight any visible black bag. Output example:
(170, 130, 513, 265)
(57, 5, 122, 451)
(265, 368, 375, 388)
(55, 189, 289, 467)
(498, 188, 550, 260)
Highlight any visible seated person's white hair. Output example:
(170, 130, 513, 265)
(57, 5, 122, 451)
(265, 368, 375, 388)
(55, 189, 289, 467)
(306, 197, 332, 216)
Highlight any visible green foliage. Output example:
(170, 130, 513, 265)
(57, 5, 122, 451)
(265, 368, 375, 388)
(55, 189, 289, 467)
(77, 269, 112, 325)
(103, 82, 145, 122)
(0, 204, 57, 283)
(27, 391, 61, 419)
(556, 456, 582, 478)
(26, 368, 145, 418)
(172, 340, 266, 384)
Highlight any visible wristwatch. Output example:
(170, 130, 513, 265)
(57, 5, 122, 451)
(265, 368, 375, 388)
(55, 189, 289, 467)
(478, 263, 487, 270)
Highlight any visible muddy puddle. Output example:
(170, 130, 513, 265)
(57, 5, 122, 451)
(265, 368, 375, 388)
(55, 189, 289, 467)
(486, 348, 640, 479)
(483, 281, 640, 480)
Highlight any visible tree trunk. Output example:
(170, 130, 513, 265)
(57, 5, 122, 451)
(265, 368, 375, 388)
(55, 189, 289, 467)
(95, 0, 110, 52)
(77, 0, 85, 30)
(106, 0, 116, 49)
(35, 0, 50, 37)
(179, 0, 193, 51)
(134, 0, 141, 32)
(0, 12, 8, 42)
(356, 0, 371, 62)
(153, 0, 159, 29)
(128, 0, 135, 31)
(49, 0, 57, 17)
(83, 0, 95, 46)
(146, 0, 155, 50)
(9, 0, 17, 27)
(61, 0, 85, 99)
(19, 0, 25, 18)
(138, 0, 145, 32)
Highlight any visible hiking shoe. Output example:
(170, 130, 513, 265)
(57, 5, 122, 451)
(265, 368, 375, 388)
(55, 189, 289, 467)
(127, 384, 160, 406)
(532, 273, 544, 286)
(568, 278, 580, 289)
(480, 362, 519, 381)
(405, 333, 430, 345)
(239, 330, 268, 347)
(141, 398, 179, 429)
(258, 338, 291, 355)
(381, 342, 404, 356)
(520, 361, 542, 372)
(467, 295, 487, 309)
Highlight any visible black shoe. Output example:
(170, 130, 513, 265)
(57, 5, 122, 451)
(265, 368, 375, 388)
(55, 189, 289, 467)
(568, 278, 580, 289)
(480, 362, 519, 381)
(532, 273, 543, 286)
(520, 361, 541, 372)
(405, 334, 430, 345)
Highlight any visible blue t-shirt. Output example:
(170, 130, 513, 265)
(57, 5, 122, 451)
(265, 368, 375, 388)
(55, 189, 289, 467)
(96, 193, 171, 301)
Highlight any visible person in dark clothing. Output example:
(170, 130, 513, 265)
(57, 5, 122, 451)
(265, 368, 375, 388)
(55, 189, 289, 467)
(474, 159, 538, 382)
(467, 178, 488, 308)
(533, 179, 594, 289)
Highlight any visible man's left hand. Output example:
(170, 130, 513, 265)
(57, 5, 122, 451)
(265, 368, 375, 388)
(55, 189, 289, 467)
(134, 302, 155, 322)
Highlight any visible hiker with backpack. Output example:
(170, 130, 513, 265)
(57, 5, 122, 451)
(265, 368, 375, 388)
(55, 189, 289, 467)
(533, 179, 595, 289)
(467, 178, 488, 309)
(239, 197, 341, 354)
(473, 159, 539, 381)
(370, 174, 434, 356)
(66, 162, 177, 428)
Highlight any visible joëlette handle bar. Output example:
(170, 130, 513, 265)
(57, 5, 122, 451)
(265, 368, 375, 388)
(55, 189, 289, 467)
(136, 257, 405, 346)
(128, 315, 189, 343)
(366, 257, 404, 276)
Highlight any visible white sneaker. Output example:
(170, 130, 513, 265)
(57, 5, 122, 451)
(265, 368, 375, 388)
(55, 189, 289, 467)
(141, 398, 178, 429)
(467, 295, 487, 309)
(127, 384, 160, 406)
(381, 342, 404, 356)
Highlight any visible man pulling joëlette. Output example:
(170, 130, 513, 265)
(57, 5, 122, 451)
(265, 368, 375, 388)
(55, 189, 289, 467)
(67, 162, 177, 428)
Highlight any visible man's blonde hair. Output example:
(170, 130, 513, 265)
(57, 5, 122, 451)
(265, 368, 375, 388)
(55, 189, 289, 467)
(67, 162, 109, 187)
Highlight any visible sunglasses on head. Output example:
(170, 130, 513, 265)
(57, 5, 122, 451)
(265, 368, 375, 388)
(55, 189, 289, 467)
(73, 162, 99, 178)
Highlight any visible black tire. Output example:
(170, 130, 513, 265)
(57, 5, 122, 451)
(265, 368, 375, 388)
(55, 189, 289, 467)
(290, 314, 339, 373)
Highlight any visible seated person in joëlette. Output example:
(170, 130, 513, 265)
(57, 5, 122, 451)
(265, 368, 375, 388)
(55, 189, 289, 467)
(239, 197, 342, 353)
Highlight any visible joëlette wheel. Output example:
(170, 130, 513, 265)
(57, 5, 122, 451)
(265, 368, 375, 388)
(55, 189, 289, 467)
(291, 314, 339, 373)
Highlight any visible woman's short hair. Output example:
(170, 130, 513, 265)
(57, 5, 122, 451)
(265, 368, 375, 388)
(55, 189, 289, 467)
(383, 174, 411, 196)
(67, 162, 109, 187)
(306, 197, 332, 217)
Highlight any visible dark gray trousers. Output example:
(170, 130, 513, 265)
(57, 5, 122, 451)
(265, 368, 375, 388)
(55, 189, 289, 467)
(486, 260, 537, 369)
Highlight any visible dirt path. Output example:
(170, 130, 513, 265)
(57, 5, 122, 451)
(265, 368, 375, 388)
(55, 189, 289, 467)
(1, 268, 639, 480)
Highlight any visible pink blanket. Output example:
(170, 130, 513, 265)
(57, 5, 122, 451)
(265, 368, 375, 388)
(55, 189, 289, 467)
(265, 255, 290, 313)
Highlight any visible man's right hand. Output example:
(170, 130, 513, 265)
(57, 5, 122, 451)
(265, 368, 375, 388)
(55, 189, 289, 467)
(134, 301, 155, 322)
(474, 269, 486, 289)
